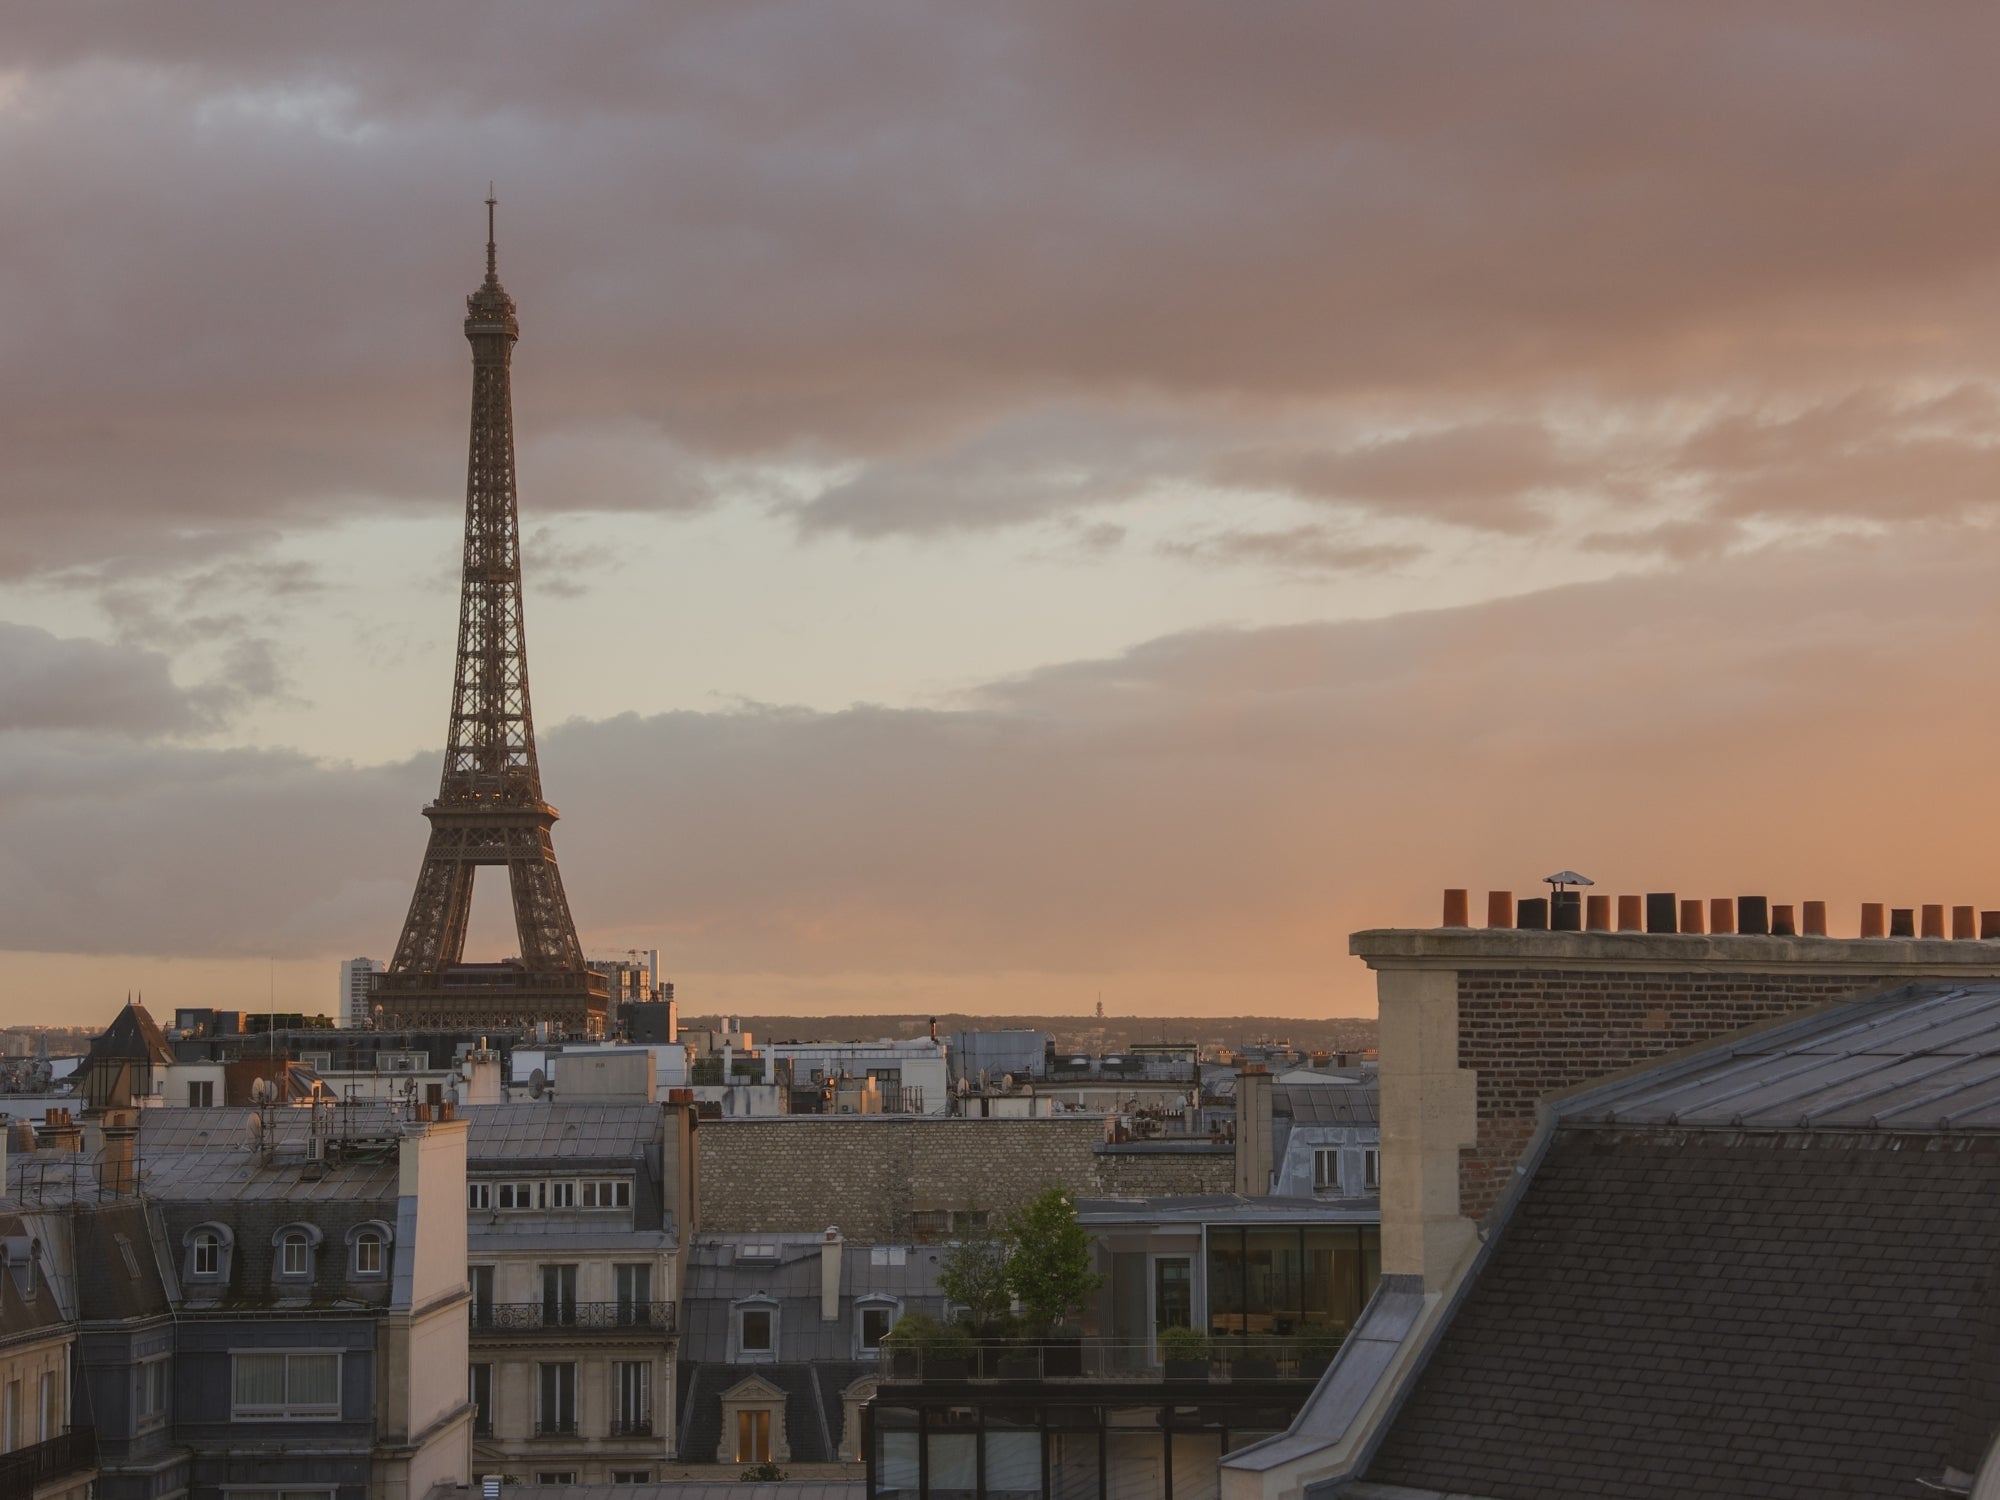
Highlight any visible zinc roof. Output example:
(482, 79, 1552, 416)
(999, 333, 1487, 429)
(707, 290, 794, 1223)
(1574, 981, 2000, 1131)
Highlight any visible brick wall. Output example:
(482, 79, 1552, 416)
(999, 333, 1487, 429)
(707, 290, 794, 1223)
(698, 1117, 1234, 1238)
(1454, 968, 1883, 1219)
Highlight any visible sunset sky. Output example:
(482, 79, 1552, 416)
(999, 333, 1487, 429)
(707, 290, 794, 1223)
(7, 4, 2000, 1026)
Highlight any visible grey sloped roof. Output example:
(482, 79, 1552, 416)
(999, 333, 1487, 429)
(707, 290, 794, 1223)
(1575, 981, 2000, 1130)
(681, 1238, 951, 1364)
(1274, 1085, 1378, 1126)
(89, 1002, 174, 1065)
(675, 1359, 869, 1464)
(462, 1101, 661, 1160)
(1357, 981, 2000, 1500)
(445, 1486, 866, 1500)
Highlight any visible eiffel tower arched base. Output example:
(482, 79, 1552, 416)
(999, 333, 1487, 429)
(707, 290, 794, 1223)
(373, 964, 608, 1040)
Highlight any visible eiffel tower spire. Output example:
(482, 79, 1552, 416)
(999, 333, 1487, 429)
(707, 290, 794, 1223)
(376, 197, 606, 1038)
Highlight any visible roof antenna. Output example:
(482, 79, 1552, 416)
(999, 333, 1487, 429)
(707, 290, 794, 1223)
(485, 184, 498, 282)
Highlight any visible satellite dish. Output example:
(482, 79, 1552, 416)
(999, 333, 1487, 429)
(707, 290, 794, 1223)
(529, 1069, 547, 1100)
(248, 1078, 269, 1105)
(246, 1114, 264, 1143)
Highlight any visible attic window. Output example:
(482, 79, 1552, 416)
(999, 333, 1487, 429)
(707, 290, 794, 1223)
(113, 1233, 140, 1279)
(183, 1222, 234, 1283)
(270, 1222, 324, 1282)
(735, 1243, 778, 1262)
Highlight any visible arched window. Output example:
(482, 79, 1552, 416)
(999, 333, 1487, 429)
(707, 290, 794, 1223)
(270, 1223, 323, 1283)
(181, 1221, 234, 1284)
(346, 1220, 393, 1279)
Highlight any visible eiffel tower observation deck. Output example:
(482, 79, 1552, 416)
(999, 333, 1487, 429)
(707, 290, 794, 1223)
(374, 198, 608, 1038)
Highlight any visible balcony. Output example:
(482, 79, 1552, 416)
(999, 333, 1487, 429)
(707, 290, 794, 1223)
(878, 1339, 1335, 1385)
(0, 1428, 96, 1500)
(472, 1301, 677, 1336)
(532, 1420, 578, 1439)
(607, 1417, 654, 1438)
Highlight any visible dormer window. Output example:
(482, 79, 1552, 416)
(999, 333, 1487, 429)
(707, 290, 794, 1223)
(270, 1223, 323, 1283)
(182, 1222, 235, 1284)
(346, 1220, 393, 1279)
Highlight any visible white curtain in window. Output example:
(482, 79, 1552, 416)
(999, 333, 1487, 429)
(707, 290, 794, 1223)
(235, 1354, 286, 1407)
(287, 1354, 339, 1408)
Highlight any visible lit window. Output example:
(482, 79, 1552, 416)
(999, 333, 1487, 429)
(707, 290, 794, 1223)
(232, 1352, 341, 1420)
(736, 1408, 772, 1463)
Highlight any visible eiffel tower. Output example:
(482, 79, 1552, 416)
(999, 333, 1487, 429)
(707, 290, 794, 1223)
(374, 197, 608, 1038)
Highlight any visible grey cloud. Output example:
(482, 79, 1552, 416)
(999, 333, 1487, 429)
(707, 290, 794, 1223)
(0, 623, 199, 735)
(12, 7, 2000, 559)
(1160, 526, 1423, 575)
(8, 527, 2000, 975)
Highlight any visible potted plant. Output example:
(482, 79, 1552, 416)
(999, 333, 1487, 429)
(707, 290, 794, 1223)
(883, 1313, 974, 1380)
(1228, 1335, 1279, 1382)
(1158, 1324, 1212, 1381)
(1041, 1322, 1084, 1379)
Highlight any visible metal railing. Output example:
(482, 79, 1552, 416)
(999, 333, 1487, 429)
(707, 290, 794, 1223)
(533, 1419, 579, 1438)
(607, 1417, 654, 1437)
(878, 1338, 1341, 1384)
(473, 1301, 677, 1334)
(0, 1427, 96, 1500)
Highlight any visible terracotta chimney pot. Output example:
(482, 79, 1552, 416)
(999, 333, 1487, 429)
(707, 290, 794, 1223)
(1860, 903, 1886, 939)
(1921, 904, 1947, 940)
(1953, 905, 1976, 941)
(1617, 894, 1643, 932)
(1802, 901, 1827, 937)
(1585, 894, 1612, 931)
(1709, 897, 1736, 935)
(1486, 890, 1514, 929)
(1679, 898, 1706, 935)
(1442, 889, 1470, 927)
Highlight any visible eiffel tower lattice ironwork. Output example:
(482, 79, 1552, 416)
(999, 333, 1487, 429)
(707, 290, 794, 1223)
(375, 197, 607, 1037)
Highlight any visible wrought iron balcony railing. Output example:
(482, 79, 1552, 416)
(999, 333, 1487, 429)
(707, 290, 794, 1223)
(0, 1427, 96, 1500)
(533, 1419, 579, 1438)
(472, 1301, 677, 1334)
(607, 1417, 654, 1438)
(877, 1337, 1342, 1384)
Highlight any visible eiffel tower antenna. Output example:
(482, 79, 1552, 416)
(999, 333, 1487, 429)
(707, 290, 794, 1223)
(375, 196, 607, 1039)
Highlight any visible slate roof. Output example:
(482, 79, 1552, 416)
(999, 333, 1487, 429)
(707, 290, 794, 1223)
(1357, 980, 2000, 1500)
(462, 1100, 662, 1163)
(675, 1359, 874, 1463)
(1275, 1085, 1378, 1127)
(88, 1002, 173, 1065)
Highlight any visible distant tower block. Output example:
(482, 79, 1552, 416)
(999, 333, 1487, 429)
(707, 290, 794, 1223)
(375, 197, 608, 1039)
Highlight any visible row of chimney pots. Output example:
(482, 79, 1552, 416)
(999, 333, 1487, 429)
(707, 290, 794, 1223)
(1440, 889, 2000, 941)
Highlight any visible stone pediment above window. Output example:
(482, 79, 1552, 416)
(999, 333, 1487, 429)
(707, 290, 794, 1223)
(720, 1374, 786, 1404)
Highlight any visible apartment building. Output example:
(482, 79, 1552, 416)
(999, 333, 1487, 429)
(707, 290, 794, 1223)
(464, 1100, 694, 1485)
(11, 1103, 472, 1500)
